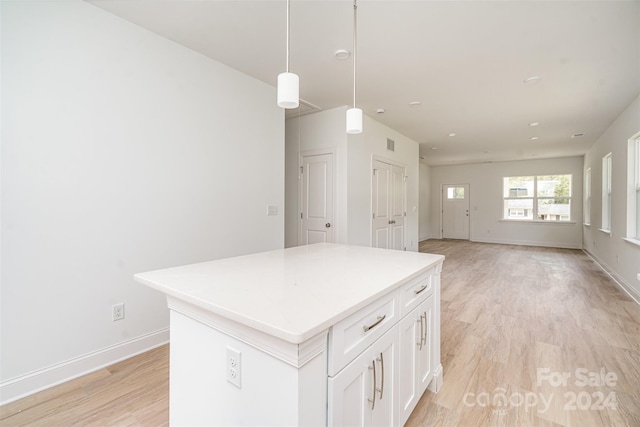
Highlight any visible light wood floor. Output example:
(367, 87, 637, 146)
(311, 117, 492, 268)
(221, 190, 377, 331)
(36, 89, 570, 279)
(2, 240, 639, 426)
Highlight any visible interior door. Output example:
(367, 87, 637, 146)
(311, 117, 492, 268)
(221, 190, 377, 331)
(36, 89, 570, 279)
(300, 153, 334, 245)
(442, 184, 469, 240)
(372, 160, 406, 250)
(372, 161, 391, 249)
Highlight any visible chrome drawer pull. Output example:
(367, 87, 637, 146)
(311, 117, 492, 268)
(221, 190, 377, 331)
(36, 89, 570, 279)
(417, 315, 424, 350)
(414, 284, 429, 295)
(363, 315, 386, 332)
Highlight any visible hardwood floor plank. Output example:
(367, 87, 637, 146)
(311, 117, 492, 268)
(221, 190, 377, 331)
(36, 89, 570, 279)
(2, 240, 639, 426)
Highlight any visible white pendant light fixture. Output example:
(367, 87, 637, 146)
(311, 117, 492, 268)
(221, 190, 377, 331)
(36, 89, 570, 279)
(277, 0, 299, 109)
(346, 0, 363, 134)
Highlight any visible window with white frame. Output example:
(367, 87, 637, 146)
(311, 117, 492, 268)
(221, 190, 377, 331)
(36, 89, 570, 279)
(636, 137, 640, 239)
(602, 153, 612, 231)
(630, 135, 640, 240)
(584, 168, 591, 225)
(503, 175, 572, 222)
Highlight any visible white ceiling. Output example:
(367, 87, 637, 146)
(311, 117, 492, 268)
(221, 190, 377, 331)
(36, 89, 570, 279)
(88, 0, 640, 166)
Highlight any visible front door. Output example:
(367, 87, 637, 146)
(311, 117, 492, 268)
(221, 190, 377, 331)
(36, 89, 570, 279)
(442, 184, 470, 239)
(300, 152, 334, 245)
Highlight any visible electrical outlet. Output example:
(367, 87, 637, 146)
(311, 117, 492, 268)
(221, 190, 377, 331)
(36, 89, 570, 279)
(226, 347, 241, 388)
(112, 303, 125, 321)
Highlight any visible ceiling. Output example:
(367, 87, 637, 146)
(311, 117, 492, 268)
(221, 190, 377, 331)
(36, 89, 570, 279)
(88, 0, 640, 166)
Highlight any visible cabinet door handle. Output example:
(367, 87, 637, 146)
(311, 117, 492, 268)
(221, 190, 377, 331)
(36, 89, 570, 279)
(414, 284, 429, 295)
(417, 315, 423, 350)
(420, 311, 428, 345)
(363, 315, 386, 332)
(376, 352, 384, 399)
(367, 359, 376, 410)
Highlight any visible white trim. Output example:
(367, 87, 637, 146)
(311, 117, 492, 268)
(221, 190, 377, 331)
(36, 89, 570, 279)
(0, 328, 169, 406)
(598, 228, 612, 235)
(583, 249, 640, 306)
(499, 219, 577, 225)
(471, 237, 581, 249)
(622, 237, 640, 248)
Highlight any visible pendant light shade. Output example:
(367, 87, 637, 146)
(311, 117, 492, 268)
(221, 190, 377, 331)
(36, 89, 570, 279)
(346, 0, 362, 134)
(277, 0, 299, 109)
(346, 107, 363, 134)
(277, 72, 299, 109)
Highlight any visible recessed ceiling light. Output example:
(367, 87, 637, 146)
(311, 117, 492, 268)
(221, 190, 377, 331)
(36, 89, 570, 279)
(448, 133, 456, 137)
(430, 147, 438, 150)
(530, 136, 539, 140)
(409, 101, 422, 107)
(334, 49, 350, 60)
(529, 122, 540, 127)
(524, 76, 541, 85)
(376, 108, 385, 114)
(571, 133, 584, 138)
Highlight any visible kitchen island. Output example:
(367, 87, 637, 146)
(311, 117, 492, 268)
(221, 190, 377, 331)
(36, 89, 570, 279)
(135, 243, 444, 426)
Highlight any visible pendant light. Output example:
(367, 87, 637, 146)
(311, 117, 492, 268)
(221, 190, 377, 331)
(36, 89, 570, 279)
(277, 0, 299, 109)
(346, 0, 363, 134)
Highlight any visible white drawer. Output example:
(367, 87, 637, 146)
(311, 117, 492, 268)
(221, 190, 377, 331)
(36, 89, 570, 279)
(399, 269, 434, 318)
(327, 291, 398, 376)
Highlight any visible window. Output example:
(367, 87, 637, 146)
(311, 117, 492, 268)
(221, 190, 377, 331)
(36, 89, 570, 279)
(503, 175, 572, 222)
(629, 134, 640, 240)
(602, 153, 612, 231)
(447, 186, 465, 199)
(584, 168, 591, 225)
(636, 138, 640, 239)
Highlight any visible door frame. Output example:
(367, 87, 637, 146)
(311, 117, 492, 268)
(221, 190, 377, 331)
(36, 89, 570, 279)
(439, 183, 470, 240)
(298, 148, 336, 246)
(371, 155, 407, 249)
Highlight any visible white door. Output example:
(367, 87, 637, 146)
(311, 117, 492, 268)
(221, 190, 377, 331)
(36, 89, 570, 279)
(372, 160, 406, 250)
(442, 184, 469, 239)
(300, 153, 333, 245)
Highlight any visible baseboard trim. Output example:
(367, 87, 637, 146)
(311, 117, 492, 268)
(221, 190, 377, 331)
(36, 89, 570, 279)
(583, 249, 640, 306)
(470, 237, 582, 250)
(0, 328, 169, 406)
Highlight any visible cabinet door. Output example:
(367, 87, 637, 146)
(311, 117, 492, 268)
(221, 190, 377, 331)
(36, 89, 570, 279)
(329, 326, 398, 427)
(398, 306, 420, 425)
(417, 295, 434, 393)
(371, 326, 399, 427)
(328, 348, 373, 427)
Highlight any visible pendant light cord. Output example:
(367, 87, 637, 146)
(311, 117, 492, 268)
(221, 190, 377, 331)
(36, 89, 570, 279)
(352, 0, 357, 108)
(286, 0, 291, 73)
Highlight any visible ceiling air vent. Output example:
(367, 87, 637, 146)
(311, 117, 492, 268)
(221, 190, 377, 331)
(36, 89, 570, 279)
(284, 99, 322, 119)
(387, 138, 395, 152)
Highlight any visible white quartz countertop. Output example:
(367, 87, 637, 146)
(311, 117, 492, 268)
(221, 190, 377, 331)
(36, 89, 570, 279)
(134, 243, 444, 344)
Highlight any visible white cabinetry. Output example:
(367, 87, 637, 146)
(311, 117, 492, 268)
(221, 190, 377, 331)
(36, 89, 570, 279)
(398, 295, 434, 425)
(135, 243, 443, 426)
(328, 325, 398, 426)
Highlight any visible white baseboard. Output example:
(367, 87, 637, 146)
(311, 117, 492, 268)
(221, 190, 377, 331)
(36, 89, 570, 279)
(0, 328, 169, 406)
(583, 249, 640, 306)
(471, 237, 582, 250)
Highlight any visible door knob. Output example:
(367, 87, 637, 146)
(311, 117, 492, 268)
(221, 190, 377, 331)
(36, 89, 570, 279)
(325, 223, 331, 228)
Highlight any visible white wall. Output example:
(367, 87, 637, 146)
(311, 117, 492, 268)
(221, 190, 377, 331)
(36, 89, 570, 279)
(419, 163, 433, 241)
(583, 95, 640, 300)
(347, 115, 420, 250)
(285, 106, 420, 251)
(285, 108, 347, 248)
(429, 157, 584, 249)
(1, 0, 284, 403)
